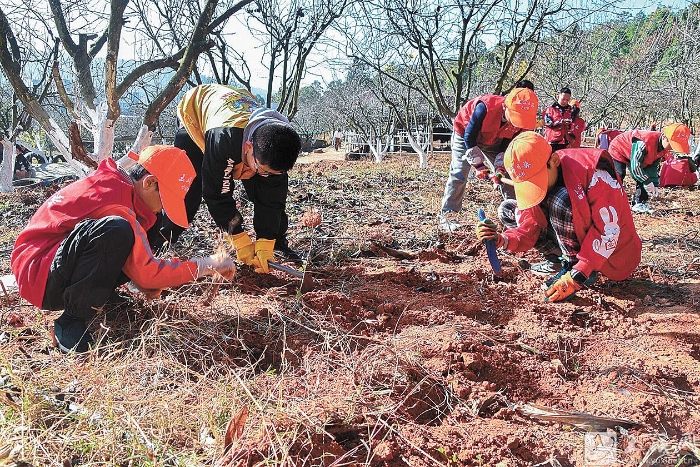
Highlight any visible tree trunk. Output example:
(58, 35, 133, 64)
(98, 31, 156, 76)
(130, 125, 154, 154)
(93, 101, 115, 161)
(404, 130, 428, 169)
(69, 122, 98, 170)
(0, 139, 15, 193)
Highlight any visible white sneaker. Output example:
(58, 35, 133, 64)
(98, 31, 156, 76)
(439, 212, 461, 232)
(631, 203, 653, 214)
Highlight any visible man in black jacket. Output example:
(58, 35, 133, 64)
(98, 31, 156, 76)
(158, 84, 302, 272)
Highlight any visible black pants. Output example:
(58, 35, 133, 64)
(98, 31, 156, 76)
(42, 216, 134, 320)
(613, 159, 647, 204)
(159, 128, 290, 248)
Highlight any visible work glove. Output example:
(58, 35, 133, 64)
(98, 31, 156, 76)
(226, 232, 255, 265)
(544, 270, 586, 302)
(252, 239, 276, 274)
(490, 166, 507, 186)
(462, 146, 486, 167)
(475, 219, 504, 248)
(643, 182, 659, 198)
(194, 253, 237, 280)
(474, 165, 491, 181)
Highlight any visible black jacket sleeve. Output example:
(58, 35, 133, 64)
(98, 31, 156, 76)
(202, 127, 245, 233)
(241, 173, 288, 241)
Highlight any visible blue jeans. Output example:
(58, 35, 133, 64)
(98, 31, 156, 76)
(440, 133, 514, 212)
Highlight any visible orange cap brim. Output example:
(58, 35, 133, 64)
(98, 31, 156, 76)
(513, 166, 549, 210)
(508, 110, 537, 131)
(160, 185, 189, 228)
(669, 139, 690, 154)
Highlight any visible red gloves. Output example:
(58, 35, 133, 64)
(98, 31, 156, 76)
(474, 165, 491, 181)
(490, 166, 507, 186)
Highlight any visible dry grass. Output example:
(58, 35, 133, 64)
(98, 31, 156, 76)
(1, 153, 700, 466)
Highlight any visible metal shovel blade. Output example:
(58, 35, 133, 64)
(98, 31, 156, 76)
(268, 261, 314, 294)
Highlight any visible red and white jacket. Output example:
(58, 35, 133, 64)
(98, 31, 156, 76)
(11, 159, 199, 308)
(502, 148, 641, 281)
(543, 103, 574, 144)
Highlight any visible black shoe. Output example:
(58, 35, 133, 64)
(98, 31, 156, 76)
(103, 290, 130, 319)
(275, 244, 303, 264)
(54, 315, 93, 353)
(105, 290, 130, 307)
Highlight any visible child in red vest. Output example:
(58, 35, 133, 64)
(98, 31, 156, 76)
(12, 146, 236, 352)
(439, 86, 538, 232)
(607, 123, 692, 214)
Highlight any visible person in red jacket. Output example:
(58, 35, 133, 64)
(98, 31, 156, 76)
(439, 86, 538, 232)
(567, 100, 586, 148)
(11, 146, 236, 353)
(543, 87, 574, 151)
(475, 132, 642, 302)
(607, 123, 692, 214)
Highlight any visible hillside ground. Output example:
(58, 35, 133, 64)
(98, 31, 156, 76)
(1, 149, 699, 466)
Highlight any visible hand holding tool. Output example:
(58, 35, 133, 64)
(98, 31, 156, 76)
(477, 209, 502, 274)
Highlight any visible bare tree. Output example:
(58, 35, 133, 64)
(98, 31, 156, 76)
(245, 0, 353, 118)
(340, 0, 574, 129)
(1, 0, 254, 176)
(0, 5, 82, 189)
(128, 0, 255, 153)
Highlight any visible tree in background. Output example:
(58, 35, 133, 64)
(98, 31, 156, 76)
(244, 0, 354, 118)
(339, 0, 573, 127)
(0, 0, 253, 183)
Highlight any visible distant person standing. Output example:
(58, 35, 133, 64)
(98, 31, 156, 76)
(333, 129, 343, 151)
(595, 127, 622, 150)
(543, 87, 574, 151)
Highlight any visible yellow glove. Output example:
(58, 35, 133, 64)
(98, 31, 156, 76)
(226, 232, 255, 265)
(544, 271, 583, 302)
(252, 239, 276, 274)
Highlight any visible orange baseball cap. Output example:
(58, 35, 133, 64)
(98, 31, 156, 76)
(504, 132, 553, 210)
(504, 87, 539, 130)
(128, 145, 195, 228)
(661, 123, 691, 154)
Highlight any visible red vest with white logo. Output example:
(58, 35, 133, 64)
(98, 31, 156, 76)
(11, 159, 198, 307)
(503, 148, 641, 281)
